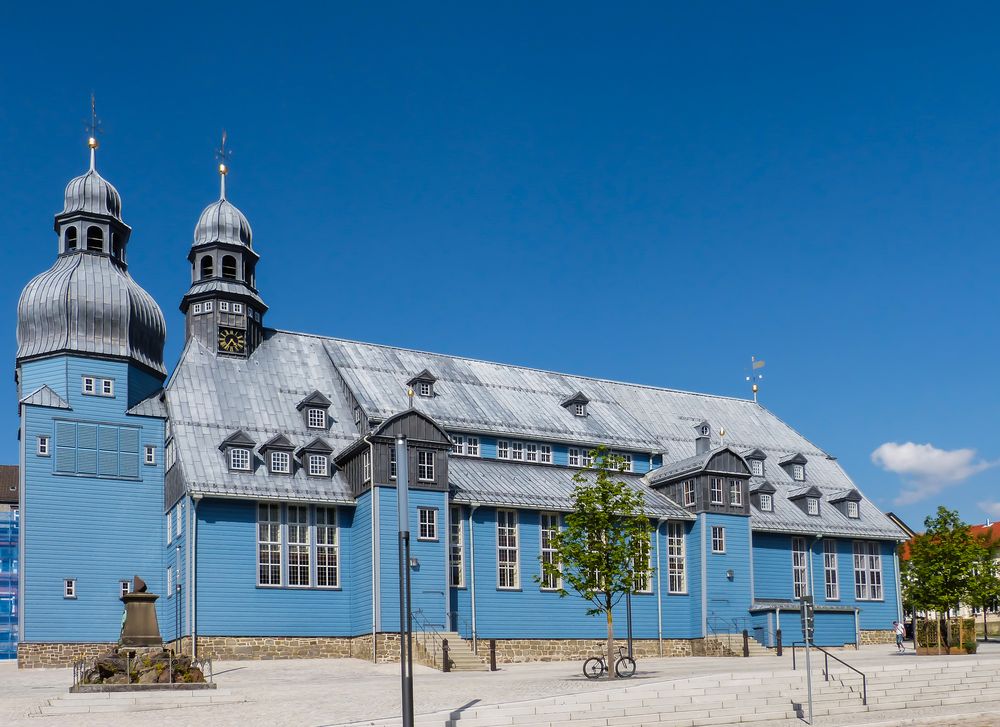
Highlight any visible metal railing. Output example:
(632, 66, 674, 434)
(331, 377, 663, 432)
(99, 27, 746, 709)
(412, 609, 453, 672)
(791, 642, 867, 705)
(706, 614, 753, 654)
(447, 610, 475, 645)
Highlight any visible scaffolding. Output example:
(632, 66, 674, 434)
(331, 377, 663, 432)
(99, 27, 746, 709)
(0, 510, 18, 660)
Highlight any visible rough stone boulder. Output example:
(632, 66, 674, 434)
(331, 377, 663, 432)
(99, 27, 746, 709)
(79, 647, 207, 685)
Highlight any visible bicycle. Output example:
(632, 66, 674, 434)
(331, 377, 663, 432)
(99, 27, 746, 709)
(583, 645, 636, 679)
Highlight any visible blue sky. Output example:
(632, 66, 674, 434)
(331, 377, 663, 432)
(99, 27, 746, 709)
(3, 2, 999, 530)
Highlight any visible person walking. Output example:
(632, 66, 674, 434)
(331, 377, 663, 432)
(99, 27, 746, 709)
(893, 621, 905, 653)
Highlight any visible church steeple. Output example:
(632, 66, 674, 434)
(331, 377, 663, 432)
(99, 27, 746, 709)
(180, 135, 267, 358)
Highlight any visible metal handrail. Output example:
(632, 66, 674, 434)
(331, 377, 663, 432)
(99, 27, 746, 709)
(791, 641, 867, 705)
(411, 609, 452, 671)
(446, 610, 475, 643)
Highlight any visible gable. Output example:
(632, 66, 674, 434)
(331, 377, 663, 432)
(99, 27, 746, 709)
(371, 409, 451, 445)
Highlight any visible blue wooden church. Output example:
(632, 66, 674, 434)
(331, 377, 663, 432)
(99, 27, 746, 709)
(14, 139, 906, 667)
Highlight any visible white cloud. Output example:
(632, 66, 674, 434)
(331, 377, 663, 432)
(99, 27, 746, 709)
(870, 441, 997, 506)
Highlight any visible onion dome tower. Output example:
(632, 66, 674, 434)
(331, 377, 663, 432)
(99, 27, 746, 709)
(180, 138, 267, 358)
(16, 134, 167, 378)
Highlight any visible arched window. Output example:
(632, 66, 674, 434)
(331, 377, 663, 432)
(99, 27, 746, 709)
(200, 256, 214, 279)
(221, 255, 238, 279)
(65, 227, 78, 250)
(86, 226, 104, 251)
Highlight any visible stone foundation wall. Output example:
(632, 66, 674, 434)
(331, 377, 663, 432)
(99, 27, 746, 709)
(163, 633, 400, 663)
(860, 629, 895, 645)
(472, 638, 694, 663)
(18, 642, 116, 669)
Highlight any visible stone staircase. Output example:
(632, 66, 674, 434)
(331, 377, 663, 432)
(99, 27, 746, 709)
(29, 688, 247, 716)
(413, 630, 488, 672)
(702, 633, 771, 657)
(346, 655, 1000, 726)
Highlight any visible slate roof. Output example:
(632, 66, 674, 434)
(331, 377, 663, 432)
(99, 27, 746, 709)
(449, 457, 691, 519)
(127, 391, 167, 418)
(20, 385, 71, 410)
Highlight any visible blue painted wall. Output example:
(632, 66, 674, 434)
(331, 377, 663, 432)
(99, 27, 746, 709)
(20, 356, 166, 643)
(704, 513, 753, 633)
(474, 436, 651, 473)
(350, 491, 373, 635)
(162, 497, 186, 643)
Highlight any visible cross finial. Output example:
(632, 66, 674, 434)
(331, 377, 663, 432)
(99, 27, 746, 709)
(86, 93, 102, 170)
(215, 130, 231, 200)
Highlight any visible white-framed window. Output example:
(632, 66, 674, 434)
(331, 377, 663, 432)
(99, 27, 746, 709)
(166, 509, 173, 545)
(497, 509, 519, 589)
(232, 302, 243, 314)
(229, 447, 251, 471)
(511, 442, 524, 461)
(219, 301, 230, 312)
(316, 507, 339, 588)
(308, 454, 328, 477)
(573, 403, 586, 417)
(166, 566, 174, 598)
(824, 539, 839, 600)
(540, 444, 552, 464)
(759, 493, 773, 512)
(452, 435, 464, 455)
(176, 501, 183, 539)
(204, 300, 214, 312)
(466, 437, 480, 457)
(287, 505, 311, 587)
(540, 512, 560, 590)
(417, 450, 434, 481)
(526, 443, 538, 462)
(193, 302, 203, 314)
(729, 479, 743, 506)
(354, 407, 362, 425)
(620, 453, 633, 472)
(582, 451, 593, 467)
(102, 378, 114, 396)
(711, 526, 726, 553)
(847, 501, 860, 519)
(270, 450, 291, 474)
(497, 440, 510, 460)
(257, 503, 282, 586)
(144, 445, 156, 465)
(418, 381, 432, 397)
(568, 448, 580, 467)
(853, 541, 883, 601)
(806, 498, 819, 516)
(793, 464, 805, 481)
(450, 506, 464, 587)
(633, 533, 653, 593)
(667, 523, 686, 594)
(37, 435, 50, 457)
(307, 408, 326, 429)
(362, 450, 372, 482)
(389, 447, 397, 480)
(64, 578, 76, 599)
(81, 376, 114, 396)
(710, 478, 724, 504)
(82, 376, 96, 395)
(792, 536, 808, 599)
(750, 459, 764, 476)
(683, 481, 696, 506)
(120, 579, 132, 598)
(418, 508, 437, 540)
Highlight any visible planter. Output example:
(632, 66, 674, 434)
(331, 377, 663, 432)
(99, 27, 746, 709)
(914, 617, 977, 655)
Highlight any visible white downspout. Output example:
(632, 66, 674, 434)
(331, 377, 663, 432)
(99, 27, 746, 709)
(470, 504, 479, 651)
(700, 515, 708, 638)
(893, 548, 903, 624)
(191, 494, 201, 661)
(363, 434, 377, 662)
(655, 519, 665, 657)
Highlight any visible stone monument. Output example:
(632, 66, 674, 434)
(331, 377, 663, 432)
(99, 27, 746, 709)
(119, 575, 163, 647)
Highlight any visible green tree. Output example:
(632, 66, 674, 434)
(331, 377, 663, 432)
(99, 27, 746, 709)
(966, 532, 1000, 641)
(538, 446, 652, 679)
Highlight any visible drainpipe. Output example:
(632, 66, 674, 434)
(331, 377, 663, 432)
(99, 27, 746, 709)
(700, 515, 708, 638)
(191, 494, 201, 661)
(363, 434, 377, 662)
(893, 548, 903, 624)
(470, 504, 480, 652)
(854, 607, 861, 649)
(655, 519, 665, 656)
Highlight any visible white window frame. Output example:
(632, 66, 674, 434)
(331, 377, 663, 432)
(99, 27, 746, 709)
(792, 536, 808, 599)
(307, 408, 326, 429)
(568, 448, 580, 467)
(667, 523, 686, 594)
(620, 453, 633, 472)
(750, 459, 764, 476)
(308, 454, 328, 477)
(759, 493, 773, 512)
(64, 578, 76, 599)
(389, 447, 397, 480)
(853, 541, 883, 601)
(634, 532, 653, 594)
(710, 478, 724, 505)
(37, 435, 50, 457)
(582, 451, 593, 468)
(806, 497, 819, 516)
(418, 507, 438, 541)
(497, 509, 519, 589)
(573, 403, 586, 417)
(229, 447, 251, 471)
(120, 579, 132, 598)
(316, 506, 340, 588)
(219, 301, 230, 312)
(166, 509, 173, 545)
(144, 445, 156, 466)
(452, 435, 464, 455)
(362, 450, 372, 482)
(418, 381, 432, 397)
(270, 450, 291, 474)
(101, 378, 114, 397)
(82, 376, 96, 395)
(257, 503, 282, 587)
(683, 481, 696, 506)
(497, 440, 510, 460)
(176, 501, 183, 539)
(729, 479, 743, 506)
(166, 566, 174, 598)
(540, 512, 561, 590)
(711, 526, 726, 554)
(793, 464, 805, 481)
(466, 437, 480, 457)
(193, 302, 203, 314)
(511, 442, 524, 461)
(450, 506, 464, 588)
(824, 539, 839, 600)
(287, 505, 311, 587)
(847, 501, 859, 519)
(526, 443, 538, 462)
(232, 302, 243, 314)
(540, 444, 552, 464)
(203, 300, 214, 312)
(417, 450, 434, 482)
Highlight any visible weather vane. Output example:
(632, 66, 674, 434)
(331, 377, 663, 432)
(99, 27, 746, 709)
(746, 356, 765, 403)
(85, 93, 103, 170)
(215, 130, 232, 199)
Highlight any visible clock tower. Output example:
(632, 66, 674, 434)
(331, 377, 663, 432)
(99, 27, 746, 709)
(180, 150, 267, 357)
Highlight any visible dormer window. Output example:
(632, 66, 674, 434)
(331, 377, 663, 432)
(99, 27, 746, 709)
(750, 459, 763, 477)
(574, 403, 586, 417)
(793, 464, 805, 481)
(221, 430, 256, 472)
(270, 451, 290, 474)
(806, 497, 819, 515)
(406, 369, 437, 398)
(297, 391, 332, 430)
(308, 454, 328, 477)
(297, 437, 334, 478)
(230, 448, 251, 471)
(561, 391, 590, 417)
(759, 493, 773, 512)
(419, 382, 432, 397)
(780, 453, 808, 482)
(700, 425, 710, 436)
(308, 408, 326, 429)
(830, 489, 863, 519)
(847, 501, 859, 519)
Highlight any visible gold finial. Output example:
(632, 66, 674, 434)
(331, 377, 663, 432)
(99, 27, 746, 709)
(407, 387, 415, 409)
(86, 93, 102, 169)
(215, 130, 232, 199)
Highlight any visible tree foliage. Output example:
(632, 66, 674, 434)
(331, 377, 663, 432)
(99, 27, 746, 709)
(538, 446, 652, 678)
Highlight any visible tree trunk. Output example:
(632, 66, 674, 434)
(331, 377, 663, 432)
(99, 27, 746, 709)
(984, 609, 989, 642)
(606, 592, 616, 680)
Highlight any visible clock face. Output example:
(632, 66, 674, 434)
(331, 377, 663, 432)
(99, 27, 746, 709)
(218, 327, 247, 354)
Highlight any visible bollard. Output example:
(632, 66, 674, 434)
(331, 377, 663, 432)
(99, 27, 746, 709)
(742, 629, 750, 658)
(442, 639, 450, 672)
(489, 639, 497, 671)
(776, 629, 782, 656)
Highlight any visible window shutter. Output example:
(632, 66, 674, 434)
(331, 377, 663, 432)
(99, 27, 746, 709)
(119, 428, 140, 478)
(77, 423, 98, 474)
(98, 425, 119, 476)
(55, 421, 76, 473)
